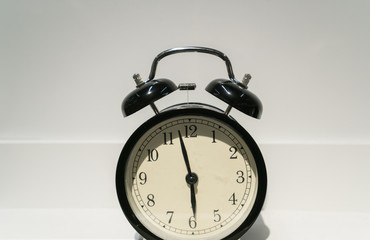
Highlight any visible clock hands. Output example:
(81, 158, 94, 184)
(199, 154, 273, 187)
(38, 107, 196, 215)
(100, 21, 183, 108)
(178, 130, 198, 217)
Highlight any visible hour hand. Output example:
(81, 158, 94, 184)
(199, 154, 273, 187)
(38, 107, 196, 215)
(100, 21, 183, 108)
(190, 184, 196, 217)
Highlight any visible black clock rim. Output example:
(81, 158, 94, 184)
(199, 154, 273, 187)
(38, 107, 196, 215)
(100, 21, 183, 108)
(116, 107, 267, 240)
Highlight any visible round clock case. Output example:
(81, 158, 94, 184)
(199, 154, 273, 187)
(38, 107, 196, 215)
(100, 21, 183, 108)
(116, 103, 267, 240)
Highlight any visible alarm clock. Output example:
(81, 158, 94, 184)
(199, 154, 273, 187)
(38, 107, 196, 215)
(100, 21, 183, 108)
(116, 47, 267, 240)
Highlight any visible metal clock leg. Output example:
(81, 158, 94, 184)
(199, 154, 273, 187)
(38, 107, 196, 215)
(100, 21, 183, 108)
(134, 232, 144, 240)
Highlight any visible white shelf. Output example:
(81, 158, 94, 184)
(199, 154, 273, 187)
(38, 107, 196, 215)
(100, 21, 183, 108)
(1, 143, 370, 239)
(1, 209, 369, 239)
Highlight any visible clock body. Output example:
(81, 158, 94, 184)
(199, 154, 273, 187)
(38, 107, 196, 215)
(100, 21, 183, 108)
(116, 103, 267, 240)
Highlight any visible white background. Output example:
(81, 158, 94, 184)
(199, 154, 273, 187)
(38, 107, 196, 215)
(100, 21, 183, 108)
(1, 0, 370, 239)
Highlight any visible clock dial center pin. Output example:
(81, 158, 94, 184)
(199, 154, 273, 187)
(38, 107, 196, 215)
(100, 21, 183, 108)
(186, 172, 199, 185)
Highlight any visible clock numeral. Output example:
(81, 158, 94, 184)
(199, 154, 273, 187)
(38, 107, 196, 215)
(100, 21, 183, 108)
(147, 194, 155, 207)
(188, 216, 197, 229)
(185, 125, 197, 138)
(213, 209, 221, 222)
(229, 146, 238, 159)
(236, 170, 245, 184)
(211, 130, 216, 143)
(147, 149, 159, 162)
(229, 193, 238, 205)
(166, 211, 174, 223)
(138, 172, 147, 185)
(163, 132, 173, 145)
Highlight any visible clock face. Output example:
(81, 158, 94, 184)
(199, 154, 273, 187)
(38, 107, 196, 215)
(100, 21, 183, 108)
(116, 107, 266, 240)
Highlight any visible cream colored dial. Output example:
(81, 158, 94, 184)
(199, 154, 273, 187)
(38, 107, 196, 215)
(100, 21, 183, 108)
(124, 115, 259, 240)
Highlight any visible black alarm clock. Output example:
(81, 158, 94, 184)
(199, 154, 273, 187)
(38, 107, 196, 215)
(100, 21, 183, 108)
(116, 47, 267, 240)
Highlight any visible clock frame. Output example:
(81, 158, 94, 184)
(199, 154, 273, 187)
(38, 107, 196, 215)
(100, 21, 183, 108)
(116, 104, 267, 240)
(116, 46, 267, 240)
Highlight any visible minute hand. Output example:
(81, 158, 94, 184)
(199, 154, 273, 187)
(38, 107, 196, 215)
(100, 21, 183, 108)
(178, 130, 192, 174)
